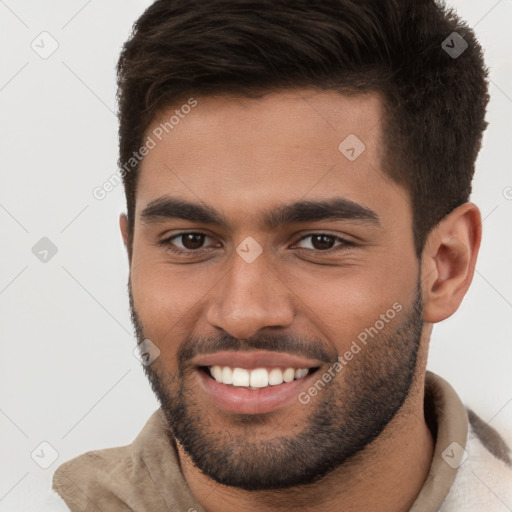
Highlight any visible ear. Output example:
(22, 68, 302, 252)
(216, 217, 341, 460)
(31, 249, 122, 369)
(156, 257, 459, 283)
(421, 202, 482, 323)
(119, 213, 132, 263)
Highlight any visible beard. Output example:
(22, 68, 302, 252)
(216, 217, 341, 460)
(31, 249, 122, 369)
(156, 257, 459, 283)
(129, 280, 423, 491)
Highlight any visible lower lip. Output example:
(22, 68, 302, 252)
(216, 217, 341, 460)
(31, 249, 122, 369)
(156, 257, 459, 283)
(196, 368, 318, 414)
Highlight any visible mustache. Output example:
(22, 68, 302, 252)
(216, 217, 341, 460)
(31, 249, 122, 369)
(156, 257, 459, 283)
(128, 281, 336, 367)
(177, 332, 337, 367)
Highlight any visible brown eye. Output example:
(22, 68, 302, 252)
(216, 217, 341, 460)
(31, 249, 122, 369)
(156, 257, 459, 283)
(180, 233, 206, 250)
(295, 234, 351, 251)
(159, 232, 220, 255)
(310, 235, 336, 250)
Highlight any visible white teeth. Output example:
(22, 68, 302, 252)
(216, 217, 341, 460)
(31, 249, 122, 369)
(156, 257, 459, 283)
(232, 368, 250, 387)
(283, 368, 295, 382)
(268, 368, 284, 386)
(249, 368, 268, 388)
(211, 365, 223, 382)
(295, 368, 309, 379)
(221, 366, 233, 384)
(208, 366, 312, 388)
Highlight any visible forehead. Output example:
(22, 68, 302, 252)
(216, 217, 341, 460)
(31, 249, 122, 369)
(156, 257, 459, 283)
(135, 89, 409, 228)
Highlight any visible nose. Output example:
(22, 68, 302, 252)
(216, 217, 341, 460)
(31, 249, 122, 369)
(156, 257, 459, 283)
(206, 250, 295, 340)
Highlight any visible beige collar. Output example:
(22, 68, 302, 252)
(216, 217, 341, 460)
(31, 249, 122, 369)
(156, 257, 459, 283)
(410, 371, 469, 511)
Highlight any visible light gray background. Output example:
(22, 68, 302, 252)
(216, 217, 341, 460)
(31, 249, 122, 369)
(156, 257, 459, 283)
(1, 0, 511, 509)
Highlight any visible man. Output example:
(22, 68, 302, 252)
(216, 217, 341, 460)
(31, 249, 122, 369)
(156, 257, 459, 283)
(52, 0, 512, 510)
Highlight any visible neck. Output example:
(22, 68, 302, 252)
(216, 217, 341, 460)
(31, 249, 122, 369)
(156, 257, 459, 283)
(177, 371, 435, 512)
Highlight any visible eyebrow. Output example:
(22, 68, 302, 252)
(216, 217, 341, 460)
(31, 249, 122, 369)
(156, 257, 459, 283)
(140, 196, 380, 230)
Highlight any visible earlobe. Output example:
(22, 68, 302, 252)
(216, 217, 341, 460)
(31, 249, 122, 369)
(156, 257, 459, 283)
(421, 203, 482, 323)
(119, 213, 131, 260)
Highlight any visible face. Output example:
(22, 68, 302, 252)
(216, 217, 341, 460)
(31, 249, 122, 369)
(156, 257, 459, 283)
(126, 89, 423, 490)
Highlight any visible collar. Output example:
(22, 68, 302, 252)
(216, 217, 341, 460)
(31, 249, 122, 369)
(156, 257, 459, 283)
(409, 371, 469, 511)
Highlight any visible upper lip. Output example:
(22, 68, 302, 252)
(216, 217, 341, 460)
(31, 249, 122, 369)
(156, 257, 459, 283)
(192, 351, 323, 370)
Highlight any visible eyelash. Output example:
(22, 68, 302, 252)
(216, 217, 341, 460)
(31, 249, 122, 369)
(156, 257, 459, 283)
(158, 232, 354, 255)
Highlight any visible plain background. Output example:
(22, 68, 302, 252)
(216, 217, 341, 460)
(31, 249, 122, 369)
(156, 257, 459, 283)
(0, 0, 511, 509)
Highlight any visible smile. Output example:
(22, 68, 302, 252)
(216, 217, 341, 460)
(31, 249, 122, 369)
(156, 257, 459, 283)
(205, 365, 316, 389)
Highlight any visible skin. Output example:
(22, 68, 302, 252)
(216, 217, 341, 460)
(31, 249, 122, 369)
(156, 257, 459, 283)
(120, 89, 481, 512)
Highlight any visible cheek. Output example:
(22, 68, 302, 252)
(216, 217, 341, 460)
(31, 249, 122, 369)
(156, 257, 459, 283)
(292, 258, 416, 351)
(129, 255, 216, 360)
(132, 259, 219, 317)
